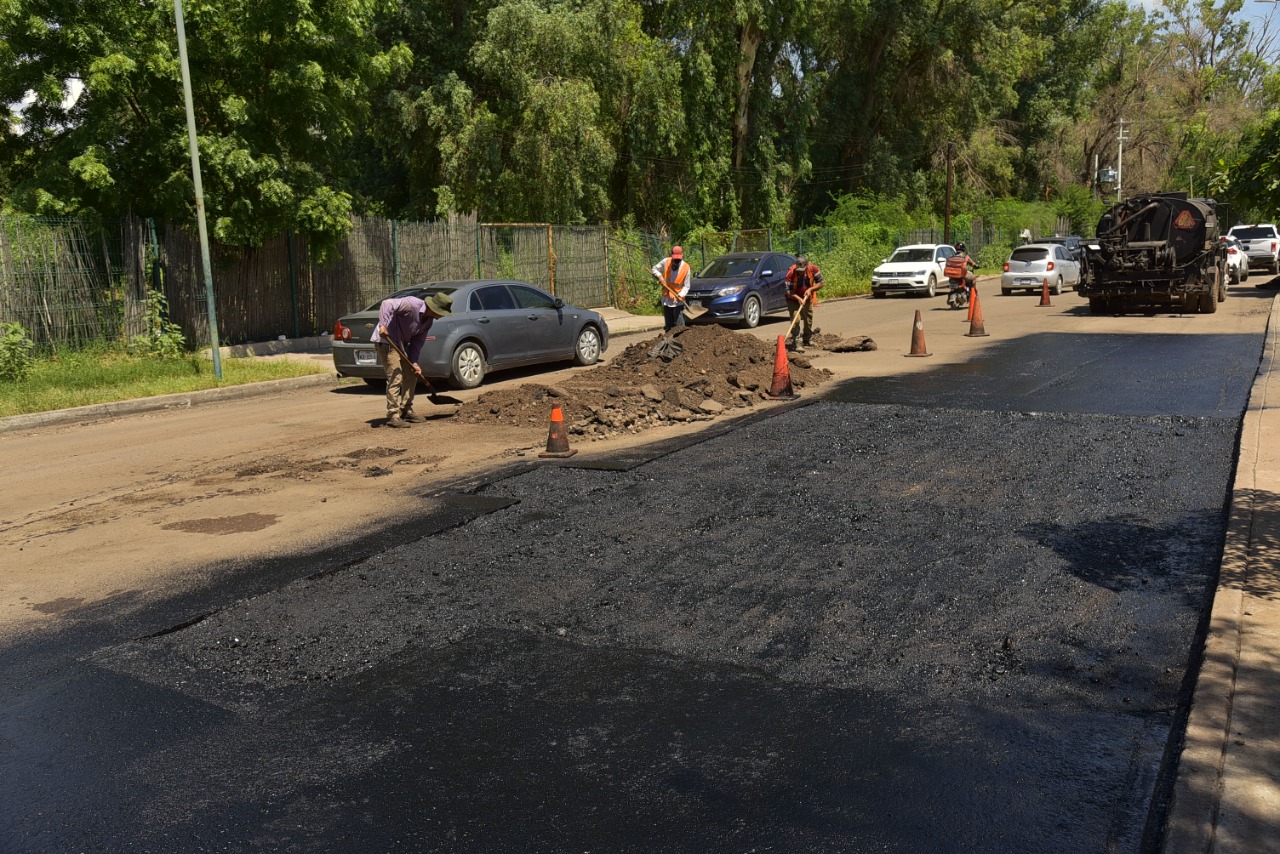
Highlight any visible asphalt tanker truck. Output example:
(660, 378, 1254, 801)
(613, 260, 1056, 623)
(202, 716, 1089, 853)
(1079, 192, 1227, 314)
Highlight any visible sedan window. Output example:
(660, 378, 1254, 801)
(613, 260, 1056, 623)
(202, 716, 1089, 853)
(511, 285, 558, 310)
(472, 285, 516, 311)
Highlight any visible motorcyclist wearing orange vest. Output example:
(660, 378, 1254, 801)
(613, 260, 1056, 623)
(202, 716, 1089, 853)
(651, 245, 694, 332)
(948, 242, 978, 289)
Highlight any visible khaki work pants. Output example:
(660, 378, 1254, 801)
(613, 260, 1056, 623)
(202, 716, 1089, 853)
(376, 343, 418, 418)
(788, 300, 816, 345)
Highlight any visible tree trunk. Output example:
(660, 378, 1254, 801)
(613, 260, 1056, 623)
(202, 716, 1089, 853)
(733, 14, 764, 173)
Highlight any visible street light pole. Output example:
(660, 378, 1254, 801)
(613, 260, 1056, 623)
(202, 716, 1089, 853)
(173, 0, 222, 379)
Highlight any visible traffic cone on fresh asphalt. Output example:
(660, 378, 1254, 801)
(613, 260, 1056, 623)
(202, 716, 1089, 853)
(767, 335, 799, 400)
(906, 309, 931, 357)
(966, 285, 977, 322)
(965, 289, 991, 338)
(1038, 277, 1052, 307)
(539, 404, 578, 458)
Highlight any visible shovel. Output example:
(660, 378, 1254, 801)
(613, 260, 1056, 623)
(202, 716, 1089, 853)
(782, 289, 813, 341)
(382, 335, 464, 406)
(656, 276, 709, 321)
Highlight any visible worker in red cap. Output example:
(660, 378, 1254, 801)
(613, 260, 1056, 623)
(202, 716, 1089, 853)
(651, 244, 693, 331)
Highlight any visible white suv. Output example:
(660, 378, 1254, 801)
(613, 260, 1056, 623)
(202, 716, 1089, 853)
(1227, 224, 1280, 275)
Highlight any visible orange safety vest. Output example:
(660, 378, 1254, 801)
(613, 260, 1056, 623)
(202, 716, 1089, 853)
(661, 258, 689, 298)
(788, 264, 821, 304)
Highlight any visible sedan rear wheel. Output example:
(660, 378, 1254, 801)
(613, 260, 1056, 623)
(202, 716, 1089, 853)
(925, 275, 936, 298)
(450, 341, 486, 389)
(739, 295, 762, 329)
(1052, 276, 1063, 296)
(573, 325, 602, 366)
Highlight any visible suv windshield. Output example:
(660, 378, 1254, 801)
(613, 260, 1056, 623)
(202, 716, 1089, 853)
(699, 256, 760, 277)
(1230, 226, 1277, 241)
(888, 248, 934, 263)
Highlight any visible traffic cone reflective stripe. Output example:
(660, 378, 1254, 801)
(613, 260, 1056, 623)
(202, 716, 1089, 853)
(965, 289, 991, 337)
(767, 335, 799, 399)
(539, 404, 578, 458)
(1038, 277, 1052, 306)
(906, 309, 931, 357)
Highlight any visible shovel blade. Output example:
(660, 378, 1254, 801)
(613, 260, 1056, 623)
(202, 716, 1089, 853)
(427, 392, 464, 406)
(683, 304, 709, 321)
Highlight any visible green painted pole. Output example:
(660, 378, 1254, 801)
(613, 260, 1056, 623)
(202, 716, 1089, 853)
(173, 0, 221, 378)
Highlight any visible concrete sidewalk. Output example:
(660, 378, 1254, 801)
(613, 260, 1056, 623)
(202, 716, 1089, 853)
(1164, 293, 1280, 852)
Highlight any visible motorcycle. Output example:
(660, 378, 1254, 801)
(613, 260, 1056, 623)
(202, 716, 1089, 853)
(946, 276, 972, 310)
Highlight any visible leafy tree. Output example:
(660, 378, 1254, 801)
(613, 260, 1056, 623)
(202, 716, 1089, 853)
(0, 0, 407, 252)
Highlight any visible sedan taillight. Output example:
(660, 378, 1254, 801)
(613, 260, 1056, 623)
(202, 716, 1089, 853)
(333, 320, 352, 341)
(1046, 261, 1055, 271)
(1002, 262, 1010, 272)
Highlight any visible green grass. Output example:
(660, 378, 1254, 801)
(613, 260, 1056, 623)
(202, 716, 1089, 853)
(0, 347, 331, 417)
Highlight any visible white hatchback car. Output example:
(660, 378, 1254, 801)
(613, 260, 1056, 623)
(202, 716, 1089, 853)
(1220, 235, 1250, 284)
(1000, 243, 1082, 295)
(870, 244, 956, 298)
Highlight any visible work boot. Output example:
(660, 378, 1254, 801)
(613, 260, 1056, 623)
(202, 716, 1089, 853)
(385, 415, 410, 428)
(401, 411, 427, 423)
(786, 337, 797, 351)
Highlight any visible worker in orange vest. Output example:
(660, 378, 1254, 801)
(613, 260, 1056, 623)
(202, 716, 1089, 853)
(651, 245, 693, 332)
(785, 255, 824, 351)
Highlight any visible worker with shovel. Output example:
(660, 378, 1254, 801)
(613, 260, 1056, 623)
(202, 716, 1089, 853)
(371, 291, 453, 428)
(650, 245, 696, 332)
(785, 255, 824, 351)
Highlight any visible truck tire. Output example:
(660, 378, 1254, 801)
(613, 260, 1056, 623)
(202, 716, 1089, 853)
(1202, 275, 1219, 313)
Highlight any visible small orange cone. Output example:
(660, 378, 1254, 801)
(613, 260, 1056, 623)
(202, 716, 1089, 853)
(767, 335, 799, 399)
(966, 284, 977, 322)
(965, 289, 991, 337)
(1038, 277, 1052, 307)
(539, 404, 577, 458)
(906, 309, 931, 357)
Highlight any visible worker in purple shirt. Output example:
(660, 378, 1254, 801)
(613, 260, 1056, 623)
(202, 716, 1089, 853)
(369, 291, 453, 428)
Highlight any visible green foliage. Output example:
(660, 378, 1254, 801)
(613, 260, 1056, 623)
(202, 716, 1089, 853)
(0, 322, 36, 382)
(0, 0, 403, 254)
(126, 289, 187, 359)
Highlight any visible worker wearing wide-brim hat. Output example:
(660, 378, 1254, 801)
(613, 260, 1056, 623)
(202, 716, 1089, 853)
(370, 291, 453, 428)
(651, 245, 693, 332)
(785, 255, 824, 351)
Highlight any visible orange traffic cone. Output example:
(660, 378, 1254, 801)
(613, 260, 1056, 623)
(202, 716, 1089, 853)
(906, 309, 931, 357)
(538, 404, 578, 458)
(965, 289, 991, 337)
(767, 335, 799, 399)
(1038, 278, 1052, 307)
(966, 284, 977, 322)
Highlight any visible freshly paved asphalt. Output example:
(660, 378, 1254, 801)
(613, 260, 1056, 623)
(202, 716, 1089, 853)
(2, 298, 1277, 852)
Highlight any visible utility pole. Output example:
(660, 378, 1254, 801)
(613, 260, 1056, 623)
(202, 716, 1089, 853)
(173, 0, 222, 378)
(944, 141, 955, 245)
(1188, 166, 1195, 197)
(1116, 119, 1129, 203)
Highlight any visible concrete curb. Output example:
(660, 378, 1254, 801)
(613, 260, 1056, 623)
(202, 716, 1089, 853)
(1162, 293, 1280, 852)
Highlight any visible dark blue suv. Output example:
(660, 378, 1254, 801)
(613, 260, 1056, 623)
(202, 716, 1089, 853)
(683, 251, 797, 328)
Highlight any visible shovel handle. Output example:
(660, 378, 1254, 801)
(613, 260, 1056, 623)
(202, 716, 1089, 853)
(783, 289, 812, 339)
(382, 336, 431, 390)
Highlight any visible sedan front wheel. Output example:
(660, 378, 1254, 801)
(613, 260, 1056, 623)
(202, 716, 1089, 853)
(450, 341, 486, 389)
(573, 325, 602, 366)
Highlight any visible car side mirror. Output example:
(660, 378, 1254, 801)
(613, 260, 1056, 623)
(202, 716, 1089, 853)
(761, 270, 772, 276)
(553, 298, 565, 309)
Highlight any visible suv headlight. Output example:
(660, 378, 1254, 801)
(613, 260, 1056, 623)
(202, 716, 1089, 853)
(715, 285, 746, 297)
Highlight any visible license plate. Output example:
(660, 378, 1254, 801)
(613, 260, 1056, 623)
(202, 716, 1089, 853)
(355, 349, 377, 366)
(884, 279, 899, 285)
(688, 300, 702, 307)
(1019, 278, 1038, 285)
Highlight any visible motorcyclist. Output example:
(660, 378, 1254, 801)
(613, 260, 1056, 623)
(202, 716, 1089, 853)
(950, 242, 978, 290)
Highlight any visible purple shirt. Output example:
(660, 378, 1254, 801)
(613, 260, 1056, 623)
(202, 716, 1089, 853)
(371, 296, 435, 364)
